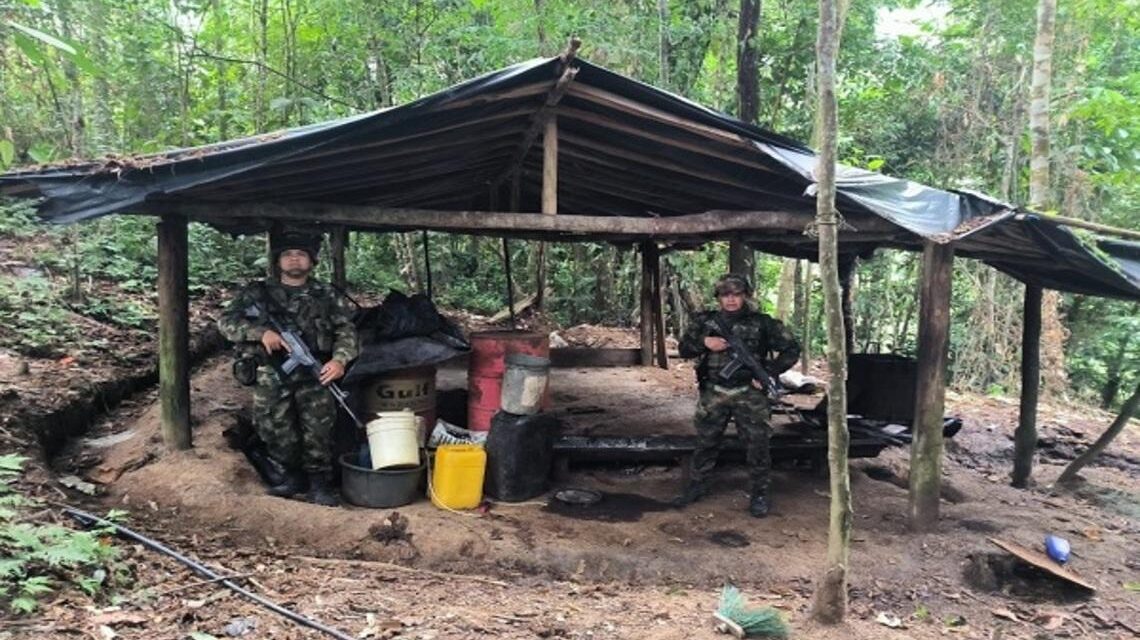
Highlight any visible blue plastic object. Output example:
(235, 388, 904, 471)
(1045, 534, 1071, 564)
(357, 443, 372, 469)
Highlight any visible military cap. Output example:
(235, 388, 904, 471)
(714, 273, 753, 297)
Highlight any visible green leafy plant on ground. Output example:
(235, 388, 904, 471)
(0, 454, 128, 614)
(0, 275, 78, 357)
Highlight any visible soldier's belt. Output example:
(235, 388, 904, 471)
(710, 384, 752, 397)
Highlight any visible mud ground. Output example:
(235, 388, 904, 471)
(12, 352, 1137, 640)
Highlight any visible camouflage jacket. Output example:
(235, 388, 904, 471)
(679, 308, 800, 387)
(218, 278, 359, 365)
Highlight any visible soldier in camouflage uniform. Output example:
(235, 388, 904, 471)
(674, 274, 800, 517)
(218, 231, 359, 506)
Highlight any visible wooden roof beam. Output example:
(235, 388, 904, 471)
(144, 200, 901, 241)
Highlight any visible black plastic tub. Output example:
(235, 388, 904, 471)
(339, 453, 424, 508)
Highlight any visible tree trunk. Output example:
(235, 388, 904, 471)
(1057, 378, 1140, 485)
(1012, 284, 1042, 488)
(908, 242, 954, 531)
(331, 226, 348, 290)
(729, 0, 761, 283)
(776, 258, 796, 323)
(1013, 0, 1058, 487)
(1101, 334, 1132, 409)
(657, 0, 670, 89)
(801, 261, 813, 370)
(810, 0, 850, 623)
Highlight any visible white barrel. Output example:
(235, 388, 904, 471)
(500, 353, 551, 415)
(366, 410, 421, 470)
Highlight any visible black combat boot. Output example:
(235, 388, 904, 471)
(671, 482, 707, 508)
(304, 473, 339, 507)
(748, 495, 770, 518)
(267, 470, 307, 497)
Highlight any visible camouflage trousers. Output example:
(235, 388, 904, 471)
(686, 384, 772, 498)
(252, 366, 336, 474)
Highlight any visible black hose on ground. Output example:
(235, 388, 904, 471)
(63, 507, 356, 640)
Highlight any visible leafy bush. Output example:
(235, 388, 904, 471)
(0, 455, 128, 614)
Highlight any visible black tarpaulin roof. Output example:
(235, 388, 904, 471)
(2, 56, 1138, 299)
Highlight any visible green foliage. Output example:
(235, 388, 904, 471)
(0, 275, 77, 356)
(0, 455, 127, 614)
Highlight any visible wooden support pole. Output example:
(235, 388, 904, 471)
(640, 242, 654, 366)
(1012, 284, 1042, 488)
(649, 244, 668, 369)
(330, 226, 348, 290)
(908, 241, 954, 531)
(421, 230, 433, 299)
(157, 215, 191, 451)
(536, 115, 558, 310)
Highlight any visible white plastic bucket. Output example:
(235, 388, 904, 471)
(500, 353, 550, 415)
(366, 410, 420, 470)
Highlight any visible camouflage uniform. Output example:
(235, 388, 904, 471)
(218, 279, 358, 475)
(678, 307, 800, 499)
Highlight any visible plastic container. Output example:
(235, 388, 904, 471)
(430, 444, 486, 510)
(339, 454, 424, 508)
(484, 411, 558, 502)
(467, 331, 550, 431)
(365, 410, 420, 470)
(501, 354, 551, 415)
(361, 365, 438, 435)
(1045, 534, 1071, 564)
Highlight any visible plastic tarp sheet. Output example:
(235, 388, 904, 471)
(2, 56, 1138, 300)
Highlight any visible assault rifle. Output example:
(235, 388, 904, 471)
(710, 314, 784, 400)
(245, 302, 365, 429)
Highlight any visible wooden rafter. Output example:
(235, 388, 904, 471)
(492, 39, 582, 188)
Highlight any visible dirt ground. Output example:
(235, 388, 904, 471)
(6, 342, 1135, 640)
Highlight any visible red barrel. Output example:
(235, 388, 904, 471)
(467, 331, 550, 431)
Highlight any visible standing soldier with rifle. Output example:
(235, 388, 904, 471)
(219, 230, 359, 506)
(673, 274, 800, 517)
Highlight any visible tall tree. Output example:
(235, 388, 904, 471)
(810, 0, 851, 623)
(1013, 0, 1057, 488)
(729, 0, 760, 278)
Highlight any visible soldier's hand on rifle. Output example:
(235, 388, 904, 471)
(260, 329, 289, 354)
(751, 378, 767, 391)
(704, 336, 729, 352)
(319, 360, 345, 386)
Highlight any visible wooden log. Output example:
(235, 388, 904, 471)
(159, 200, 897, 240)
(548, 348, 643, 368)
(157, 215, 191, 450)
(1012, 284, 1042, 488)
(330, 226, 348, 290)
(908, 241, 954, 531)
(1017, 212, 1140, 242)
(640, 243, 654, 366)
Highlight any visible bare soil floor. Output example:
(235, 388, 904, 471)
(2, 344, 1134, 640)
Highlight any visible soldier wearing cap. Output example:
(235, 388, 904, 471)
(674, 274, 800, 517)
(218, 230, 359, 506)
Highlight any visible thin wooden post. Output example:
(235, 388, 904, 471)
(158, 215, 191, 450)
(908, 241, 954, 531)
(1012, 284, 1043, 487)
(639, 242, 654, 366)
(421, 230, 433, 299)
(536, 115, 558, 310)
(330, 226, 348, 290)
(648, 243, 668, 369)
